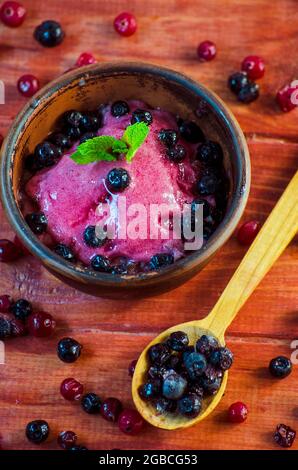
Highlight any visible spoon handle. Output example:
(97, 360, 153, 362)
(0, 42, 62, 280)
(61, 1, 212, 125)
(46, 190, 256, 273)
(206, 170, 298, 338)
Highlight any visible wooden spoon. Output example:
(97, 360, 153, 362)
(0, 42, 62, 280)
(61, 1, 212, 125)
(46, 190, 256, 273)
(132, 171, 298, 430)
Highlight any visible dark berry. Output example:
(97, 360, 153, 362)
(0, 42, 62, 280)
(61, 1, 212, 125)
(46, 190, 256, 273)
(199, 370, 222, 395)
(166, 144, 186, 162)
(238, 82, 259, 103)
(17, 74, 40, 98)
(131, 109, 153, 125)
(25, 212, 48, 235)
(276, 83, 298, 113)
(0, 239, 22, 262)
(0, 1, 26, 27)
(57, 430, 77, 449)
(25, 420, 49, 444)
(106, 168, 130, 192)
(162, 372, 187, 400)
(228, 402, 248, 423)
(0, 295, 12, 313)
(65, 126, 81, 141)
(113, 12, 137, 37)
(10, 318, 27, 337)
(154, 397, 177, 414)
(80, 114, 100, 132)
(228, 72, 249, 94)
(34, 141, 60, 168)
(148, 343, 171, 366)
(237, 220, 261, 246)
(178, 393, 202, 418)
(149, 253, 174, 270)
(166, 354, 182, 371)
(187, 384, 204, 399)
(168, 331, 189, 352)
(147, 365, 167, 380)
(83, 225, 106, 248)
(57, 337, 82, 363)
(274, 424, 296, 448)
(34, 20, 65, 47)
(196, 334, 219, 357)
(63, 110, 83, 128)
(209, 347, 233, 370)
(27, 311, 56, 338)
(158, 129, 178, 147)
(60, 378, 84, 401)
(197, 173, 219, 195)
(118, 409, 144, 435)
(197, 40, 216, 62)
(75, 52, 96, 67)
(100, 397, 123, 422)
(91, 254, 111, 273)
(139, 379, 161, 400)
(69, 445, 88, 451)
(196, 141, 223, 165)
(179, 120, 204, 143)
(184, 352, 207, 380)
(49, 133, 72, 150)
(128, 359, 138, 377)
(182, 345, 195, 362)
(54, 244, 76, 262)
(10, 298, 32, 321)
(0, 316, 12, 339)
(269, 356, 292, 379)
(111, 101, 130, 117)
(241, 55, 265, 80)
(81, 393, 102, 414)
(80, 132, 97, 144)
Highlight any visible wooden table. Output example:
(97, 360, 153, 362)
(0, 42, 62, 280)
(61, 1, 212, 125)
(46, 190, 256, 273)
(0, 0, 297, 450)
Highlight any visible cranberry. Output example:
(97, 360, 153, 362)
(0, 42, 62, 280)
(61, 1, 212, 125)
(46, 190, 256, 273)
(228, 402, 248, 423)
(197, 40, 216, 62)
(101, 397, 123, 422)
(0, 239, 22, 262)
(0, 295, 13, 313)
(17, 74, 40, 98)
(241, 55, 265, 80)
(75, 52, 96, 67)
(276, 83, 298, 113)
(113, 12, 137, 37)
(274, 423, 296, 448)
(60, 378, 84, 401)
(28, 312, 56, 337)
(10, 318, 27, 337)
(0, 1, 26, 27)
(237, 220, 261, 246)
(118, 409, 144, 435)
(128, 359, 138, 378)
(57, 430, 78, 449)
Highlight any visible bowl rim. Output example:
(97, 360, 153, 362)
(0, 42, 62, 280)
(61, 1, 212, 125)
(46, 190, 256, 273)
(0, 61, 250, 288)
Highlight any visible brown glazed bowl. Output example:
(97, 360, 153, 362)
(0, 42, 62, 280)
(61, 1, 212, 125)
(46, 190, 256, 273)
(0, 62, 250, 299)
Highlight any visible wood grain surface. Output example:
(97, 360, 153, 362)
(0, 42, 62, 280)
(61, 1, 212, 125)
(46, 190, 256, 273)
(0, 0, 297, 450)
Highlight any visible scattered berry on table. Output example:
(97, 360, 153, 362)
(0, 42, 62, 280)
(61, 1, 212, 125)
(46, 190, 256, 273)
(91, 254, 111, 272)
(106, 168, 130, 192)
(118, 409, 144, 435)
(274, 423, 296, 448)
(34, 20, 65, 47)
(149, 253, 174, 270)
(162, 372, 187, 400)
(178, 120, 205, 143)
(57, 430, 78, 449)
(17, 74, 40, 98)
(0, 239, 22, 262)
(228, 402, 248, 423)
(28, 311, 56, 337)
(100, 397, 123, 422)
(57, 337, 82, 363)
(60, 378, 84, 401)
(166, 144, 186, 162)
(237, 220, 261, 246)
(197, 40, 217, 62)
(54, 244, 76, 262)
(128, 359, 138, 377)
(158, 129, 178, 148)
(0, 1, 26, 27)
(83, 225, 106, 248)
(111, 100, 130, 117)
(167, 331, 189, 352)
(0, 295, 12, 313)
(81, 393, 102, 414)
(113, 12, 137, 37)
(228, 71, 249, 94)
(196, 141, 223, 166)
(34, 141, 61, 168)
(25, 420, 49, 444)
(10, 298, 32, 321)
(148, 342, 171, 366)
(241, 55, 265, 80)
(25, 212, 48, 235)
(75, 52, 96, 67)
(269, 356, 292, 379)
(237, 82, 259, 103)
(276, 82, 298, 112)
(178, 393, 202, 418)
(0, 316, 12, 339)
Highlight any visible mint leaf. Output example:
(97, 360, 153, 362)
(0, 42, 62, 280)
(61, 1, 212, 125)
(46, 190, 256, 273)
(112, 139, 128, 154)
(122, 122, 149, 163)
(70, 136, 120, 164)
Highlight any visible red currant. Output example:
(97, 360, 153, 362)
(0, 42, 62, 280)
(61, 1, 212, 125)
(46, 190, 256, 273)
(0, 1, 26, 27)
(237, 220, 261, 246)
(17, 74, 40, 98)
(118, 409, 144, 435)
(228, 402, 248, 423)
(113, 12, 137, 37)
(75, 52, 96, 67)
(0, 239, 22, 262)
(60, 378, 84, 401)
(128, 359, 137, 378)
(0, 295, 13, 313)
(27, 312, 56, 337)
(197, 40, 216, 62)
(57, 430, 77, 449)
(276, 83, 298, 113)
(241, 55, 265, 80)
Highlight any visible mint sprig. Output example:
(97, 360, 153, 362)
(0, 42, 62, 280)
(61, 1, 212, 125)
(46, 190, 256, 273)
(70, 121, 149, 165)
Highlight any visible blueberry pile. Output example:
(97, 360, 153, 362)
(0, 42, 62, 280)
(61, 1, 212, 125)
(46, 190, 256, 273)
(228, 71, 259, 103)
(139, 331, 233, 419)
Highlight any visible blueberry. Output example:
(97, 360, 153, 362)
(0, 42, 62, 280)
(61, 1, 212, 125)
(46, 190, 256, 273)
(196, 141, 223, 166)
(147, 365, 167, 380)
(154, 397, 177, 414)
(178, 393, 202, 418)
(49, 133, 72, 151)
(228, 71, 249, 94)
(182, 346, 195, 362)
(57, 337, 82, 363)
(168, 331, 189, 352)
(148, 343, 171, 366)
(149, 253, 174, 270)
(10, 299, 32, 321)
(0, 317, 12, 339)
(184, 352, 207, 380)
(209, 347, 233, 371)
(196, 334, 219, 357)
(111, 101, 130, 117)
(197, 172, 220, 195)
(131, 109, 153, 125)
(199, 366, 222, 395)
(91, 255, 111, 273)
(65, 126, 82, 141)
(80, 132, 97, 144)
(34, 20, 65, 47)
(81, 393, 102, 414)
(54, 244, 76, 262)
(138, 379, 161, 401)
(63, 110, 83, 128)
(26, 420, 49, 444)
(238, 82, 259, 103)
(187, 384, 204, 399)
(158, 129, 178, 147)
(162, 372, 187, 400)
(106, 168, 130, 192)
(34, 141, 60, 168)
(80, 114, 100, 132)
(83, 225, 106, 248)
(166, 144, 186, 162)
(179, 120, 204, 143)
(166, 354, 183, 371)
(25, 212, 48, 235)
(269, 356, 292, 379)
(274, 424, 296, 448)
